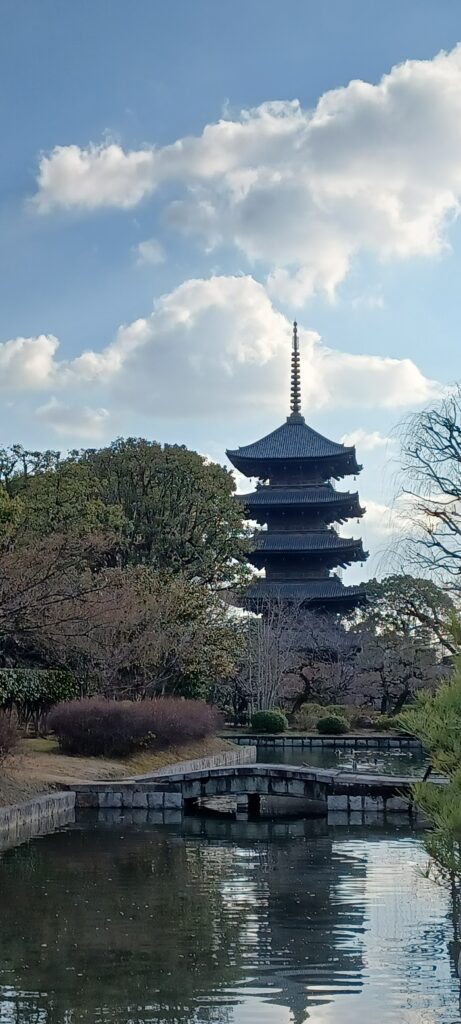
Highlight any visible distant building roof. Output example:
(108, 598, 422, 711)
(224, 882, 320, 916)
(236, 485, 362, 508)
(253, 532, 365, 555)
(228, 417, 348, 461)
(227, 415, 361, 477)
(244, 577, 367, 606)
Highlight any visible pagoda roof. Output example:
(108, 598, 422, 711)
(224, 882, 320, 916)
(227, 415, 360, 473)
(253, 532, 365, 556)
(244, 577, 367, 607)
(236, 484, 362, 509)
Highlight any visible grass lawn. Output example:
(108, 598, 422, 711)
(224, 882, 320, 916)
(0, 735, 235, 808)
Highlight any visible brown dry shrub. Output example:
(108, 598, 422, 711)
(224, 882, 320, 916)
(48, 697, 221, 757)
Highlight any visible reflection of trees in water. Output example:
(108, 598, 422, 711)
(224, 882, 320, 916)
(0, 818, 367, 1024)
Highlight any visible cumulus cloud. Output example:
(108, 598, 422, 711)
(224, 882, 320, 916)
(0, 334, 58, 390)
(1, 276, 441, 421)
(340, 429, 392, 451)
(35, 397, 110, 440)
(135, 237, 165, 265)
(32, 45, 461, 301)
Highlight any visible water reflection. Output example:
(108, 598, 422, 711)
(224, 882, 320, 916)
(0, 815, 458, 1024)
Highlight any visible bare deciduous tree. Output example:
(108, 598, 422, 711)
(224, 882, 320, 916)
(399, 388, 461, 590)
(231, 599, 359, 713)
(291, 609, 359, 708)
(234, 599, 300, 712)
(354, 626, 446, 714)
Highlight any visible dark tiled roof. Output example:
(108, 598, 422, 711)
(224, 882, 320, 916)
(227, 417, 354, 463)
(237, 485, 361, 507)
(254, 532, 363, 553)
(245, 578, 366, 603)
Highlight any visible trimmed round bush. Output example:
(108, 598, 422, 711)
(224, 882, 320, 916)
(48, 697, 222, 757)
(251, 710, 288, 733)
(316, 714, 349, 735)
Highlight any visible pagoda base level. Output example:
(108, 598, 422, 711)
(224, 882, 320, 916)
(242, 579, 366, 612)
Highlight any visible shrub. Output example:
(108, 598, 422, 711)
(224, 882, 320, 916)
(325, 704, 355, 722)
(251, 710, 288, 733)
(317, 714, 349, 735)
(352, 714, 376, 729)
(48, 697, 221, 757)
(147, 698, 222, 746)
(0, 669, 78, 732)
(0, 712, 18, 762)
(294, 703, 324, 729)
(376, 714, 401, 732)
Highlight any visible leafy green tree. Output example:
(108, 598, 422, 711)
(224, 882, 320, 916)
(400, 668, 461, 883)
(0, 439, 250, 589)
(78, 438, 249, 587)
(0, 439, 248, 691)
(363, 575, 457, 654)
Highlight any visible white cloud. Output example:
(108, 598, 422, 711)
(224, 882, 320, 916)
(0, 334, 58, 390)
(35, 398, 110, 440)
(34, 143, 157, 211)
(340, 429, 392, 451)
(32, 45, 461, 302)
(0, 276, 441, 423)
(135, 237, 165, 265)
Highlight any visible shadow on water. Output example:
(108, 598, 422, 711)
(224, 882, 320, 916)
(0, 812, 459, 1024)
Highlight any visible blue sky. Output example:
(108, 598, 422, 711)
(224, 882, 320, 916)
(2, 0, 461, 581)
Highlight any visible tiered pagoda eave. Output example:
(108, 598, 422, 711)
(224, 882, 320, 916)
(227, 321, 368, 611)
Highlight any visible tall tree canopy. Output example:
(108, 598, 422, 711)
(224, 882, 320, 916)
(0, 439, 249, 588)
(0, 439, 248, 693)
(363, 575, 458, 654)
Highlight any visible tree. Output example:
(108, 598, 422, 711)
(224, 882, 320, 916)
(399, 388, 461, 589)
(233, 600, 300, 713)
(0, 439, 250, 589)
(350, 574, 455, 713)
(290, 609, 359, 708)
(400, 667, 461, 883)
(0, 531, 122, 668)
(229, 602, 359, 715)
(363, 575, 458, 654)
(354, 626, 443, 713)
(80, 569, 243, 699)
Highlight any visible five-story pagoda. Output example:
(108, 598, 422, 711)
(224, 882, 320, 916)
(227, 323, 368, 610)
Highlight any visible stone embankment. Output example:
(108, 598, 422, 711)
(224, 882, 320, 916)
(225, 733, 422, 750)
(0, 791, 75, 851)
(0, 746, 256, 851)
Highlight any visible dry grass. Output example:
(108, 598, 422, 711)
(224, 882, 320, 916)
(0, 735, 235, 808)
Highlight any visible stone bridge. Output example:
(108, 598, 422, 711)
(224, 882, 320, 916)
(71, 762, 445, 817)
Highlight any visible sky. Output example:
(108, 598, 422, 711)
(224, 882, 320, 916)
(2, 0, 461, 583)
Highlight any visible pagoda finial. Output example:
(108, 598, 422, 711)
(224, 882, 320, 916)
(289, 320, 302, 418)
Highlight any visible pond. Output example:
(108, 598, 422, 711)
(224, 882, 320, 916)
(256, 743, 428, 776)
(0, 814, 459, 1024)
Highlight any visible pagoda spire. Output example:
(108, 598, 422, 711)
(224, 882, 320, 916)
(289, 321, 304, 421)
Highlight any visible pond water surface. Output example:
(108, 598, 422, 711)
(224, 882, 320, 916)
(256, 743, 428, 776)
(0, 814, 459, 1024)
